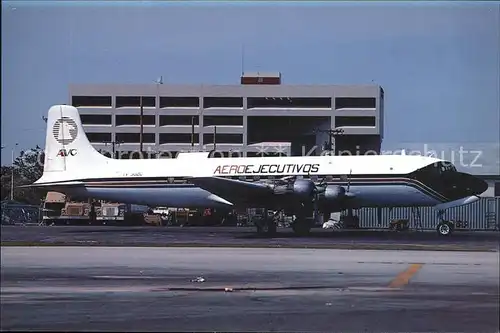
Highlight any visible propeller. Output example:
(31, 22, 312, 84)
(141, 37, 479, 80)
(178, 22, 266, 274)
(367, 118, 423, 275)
(280, 175, 296, 183)
(310, 174, 328, 223)
(346, 169, 352, 192)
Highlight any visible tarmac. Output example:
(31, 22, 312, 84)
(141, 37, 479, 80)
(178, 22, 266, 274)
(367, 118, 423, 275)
(1, 225, 499, 251)
(1, 247, 499, 332)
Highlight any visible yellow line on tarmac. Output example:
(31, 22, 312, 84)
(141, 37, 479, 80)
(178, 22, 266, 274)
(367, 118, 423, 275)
(388, 263, 424, 288)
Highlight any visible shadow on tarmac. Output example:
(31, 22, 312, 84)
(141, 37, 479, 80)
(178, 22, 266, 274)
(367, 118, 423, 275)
(43, 225, 500, 242)
(237, 229, 500, 241)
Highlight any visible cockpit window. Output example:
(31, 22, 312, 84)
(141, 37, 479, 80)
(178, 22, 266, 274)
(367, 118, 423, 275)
(439, 162, 457, 173)
(411, 161, 458, 185)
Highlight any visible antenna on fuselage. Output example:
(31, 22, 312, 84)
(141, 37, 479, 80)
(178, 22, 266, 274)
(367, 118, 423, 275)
(311, 171, 326, 194)
(347, 169, 352, 192)
(340, 169, 353, 192)
(213, 125, 217, 151)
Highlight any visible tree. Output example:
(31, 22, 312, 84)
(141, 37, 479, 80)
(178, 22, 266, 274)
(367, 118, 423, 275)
(1, 146, 46, 204)
(1, 165, 15, 201)
(14, 146, 44, 183)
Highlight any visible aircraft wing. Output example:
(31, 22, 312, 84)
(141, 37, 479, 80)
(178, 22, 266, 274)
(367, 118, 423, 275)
(190, 177, 273, 203)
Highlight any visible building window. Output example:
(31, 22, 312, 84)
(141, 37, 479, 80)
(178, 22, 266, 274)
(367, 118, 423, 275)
(87, 132, 112, 143)
(159, 133, 199, 144)
(116, 115, 155, 126)
(160, 97, 199, 108)
(204, 97, 243, 108)
(159, 115, 198, 126)
(203, 116, 243, 126)
(116, 96, 155, 108)
(247, 97, 331, 109)
(80, 115, 112, 125)
(335, 97, 376, 109)
(116, 133, 155, 143)
(203, 133, 243, 144)
(335, 116, 376, 127)
(72, 96, 112, 107)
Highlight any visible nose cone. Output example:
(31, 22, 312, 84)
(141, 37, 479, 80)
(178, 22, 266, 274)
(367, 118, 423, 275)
(466, 175, 488, 196)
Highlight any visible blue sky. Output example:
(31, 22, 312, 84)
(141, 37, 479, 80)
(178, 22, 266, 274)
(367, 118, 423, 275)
(1, 1, 499, 173)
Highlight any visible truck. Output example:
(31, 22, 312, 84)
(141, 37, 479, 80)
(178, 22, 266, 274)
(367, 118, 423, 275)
(42, 191, 91, 225)
(95, 202, 127, 224)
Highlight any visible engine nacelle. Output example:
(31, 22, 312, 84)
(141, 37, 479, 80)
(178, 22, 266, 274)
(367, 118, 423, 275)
(317, 185, 347, 208)
(292, 179, 316, 200)
(323, 185, 346, 201)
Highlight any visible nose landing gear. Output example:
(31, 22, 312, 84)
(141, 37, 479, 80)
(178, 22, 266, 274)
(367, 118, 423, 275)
(437, 221, 454, 236)
(436, 210, 454, 236)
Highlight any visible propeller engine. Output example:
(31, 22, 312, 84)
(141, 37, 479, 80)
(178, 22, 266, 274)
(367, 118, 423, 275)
(322, 185, 347, 201)
(272, 172, 354, 208)
(268, 172, 355, 235)
(271, 178, 320, 205)
(291, 179, 316, 200)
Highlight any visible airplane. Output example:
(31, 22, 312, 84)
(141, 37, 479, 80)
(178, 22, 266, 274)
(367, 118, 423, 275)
(27, 105, 488, 237)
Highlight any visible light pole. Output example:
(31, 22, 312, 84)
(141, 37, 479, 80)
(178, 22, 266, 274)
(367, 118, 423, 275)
(317, 128, 344, 155)
(191, 116, 195, 149)
(105, 140, 123, 158)
(8, 143, 19, 201)
(154, 76, 162, 155)
(213, 125, 217, 151)
(139, 77, 163, 158)
(139, 96, 143, 155)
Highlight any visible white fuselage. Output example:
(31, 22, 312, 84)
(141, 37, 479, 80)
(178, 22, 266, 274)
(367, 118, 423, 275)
(66, 182, 442, 209)
(33, 105, 488, 212)
(38, 153, 461, 210)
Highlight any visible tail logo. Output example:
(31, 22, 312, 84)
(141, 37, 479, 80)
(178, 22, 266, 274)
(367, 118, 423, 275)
(53, 117, 78, 145)
(57, 148, 77, 157)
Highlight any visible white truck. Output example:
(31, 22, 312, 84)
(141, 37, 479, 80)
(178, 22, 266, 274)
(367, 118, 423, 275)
(95, 202, 127, 223)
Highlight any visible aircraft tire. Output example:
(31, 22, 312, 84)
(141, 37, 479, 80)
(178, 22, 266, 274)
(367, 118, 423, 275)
(256, 219, 277, 237)
(436, 221, 454, 237)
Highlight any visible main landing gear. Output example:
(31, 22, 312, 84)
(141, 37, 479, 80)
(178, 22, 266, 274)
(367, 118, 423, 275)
(291, 209, 314, 236)
(254, 207, 315, 237)
(254, 209, 278, 237)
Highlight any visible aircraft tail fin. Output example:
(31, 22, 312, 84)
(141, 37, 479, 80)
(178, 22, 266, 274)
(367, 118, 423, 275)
(42, 104, 108, 175)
